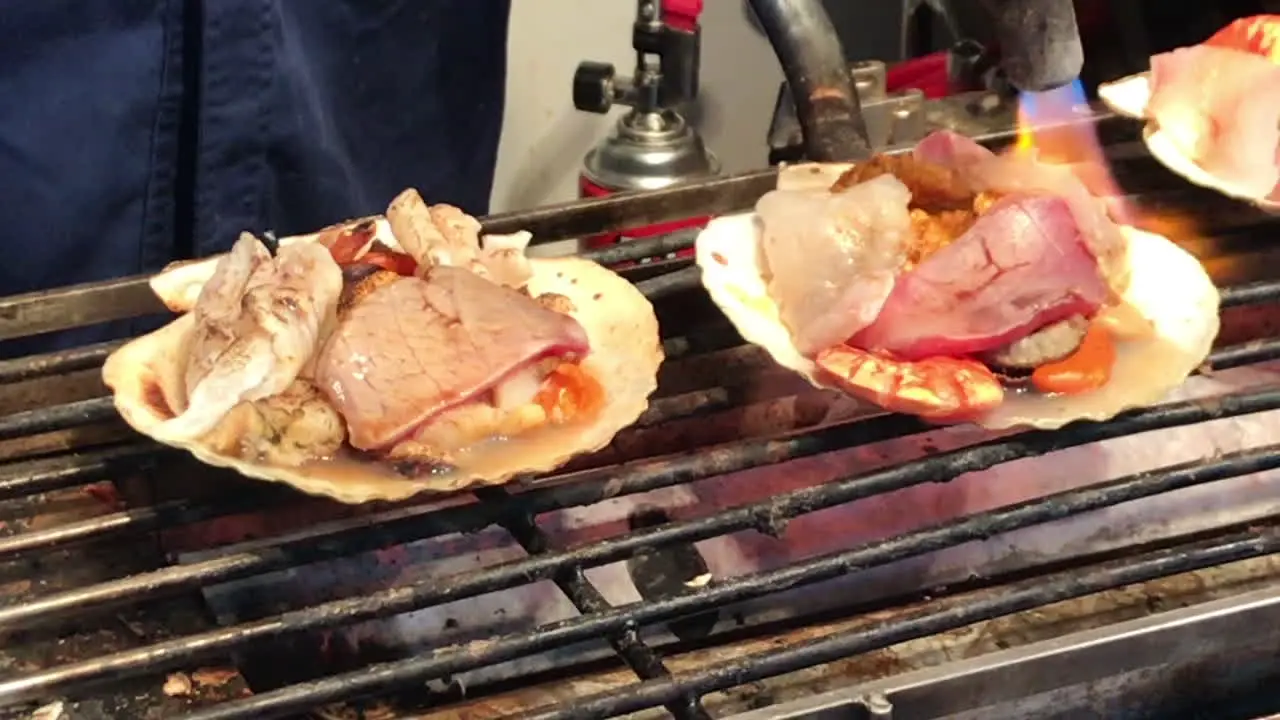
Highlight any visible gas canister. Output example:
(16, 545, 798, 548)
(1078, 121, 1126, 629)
(572, 0, 721, 263)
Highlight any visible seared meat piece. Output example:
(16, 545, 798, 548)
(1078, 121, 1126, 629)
(914, 130, 1129, 294)
(315, 266, 589, 450)
(852, 195, 1109, 361)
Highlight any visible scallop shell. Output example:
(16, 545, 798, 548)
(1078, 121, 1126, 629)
(1098, 72, 1280, 212)
(105, 219, 663, 504)
(694, 209, 1220, 431)
(774, 162, 857, 192)
(1096, 73, 1151, 121)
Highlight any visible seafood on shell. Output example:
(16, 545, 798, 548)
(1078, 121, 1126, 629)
(104, 192, 663, 504)
(695, 130, 1220, 430)
(1099, 15, 1280, 211)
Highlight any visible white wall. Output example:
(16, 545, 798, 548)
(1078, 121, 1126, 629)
(490, 0, 785, 215)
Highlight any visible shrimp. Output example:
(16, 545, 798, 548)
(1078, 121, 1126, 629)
(815, 344, 1004, 421)
(317, 219, 378, 263)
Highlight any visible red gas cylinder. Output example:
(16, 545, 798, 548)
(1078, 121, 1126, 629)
(578, 0, 720, 263)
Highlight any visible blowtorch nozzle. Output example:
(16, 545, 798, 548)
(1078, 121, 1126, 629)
(982, 0, 1084, 93)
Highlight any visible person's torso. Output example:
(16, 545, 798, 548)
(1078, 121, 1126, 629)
(0, 0, 511, 354)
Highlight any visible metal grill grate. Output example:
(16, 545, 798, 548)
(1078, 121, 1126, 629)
(3, 115, 1280, 720)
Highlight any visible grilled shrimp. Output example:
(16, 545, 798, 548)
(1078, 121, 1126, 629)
(815, 344, 1005, 421)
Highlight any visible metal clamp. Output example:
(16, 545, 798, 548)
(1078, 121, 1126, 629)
(572, 0, 700, 116)
(767, 60, 925, 165)
(859, 693, 895, 719)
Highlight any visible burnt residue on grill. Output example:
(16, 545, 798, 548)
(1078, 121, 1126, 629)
(0, 484, 254, 719)
(625, 506, 719, 643)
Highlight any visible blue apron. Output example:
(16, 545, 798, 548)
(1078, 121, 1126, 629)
(0, 0, 511, 356)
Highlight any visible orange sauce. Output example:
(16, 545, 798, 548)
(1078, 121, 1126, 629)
(1030, 323, 1116, 395)
(535, 363, 606, 423)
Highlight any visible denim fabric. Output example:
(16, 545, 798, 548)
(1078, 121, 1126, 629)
(0, 0, 510, 355)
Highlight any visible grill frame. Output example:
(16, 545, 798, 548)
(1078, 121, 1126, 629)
(2, 107, 1280, 720)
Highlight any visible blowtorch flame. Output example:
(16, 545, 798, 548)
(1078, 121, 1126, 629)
(1014, 107, 1035, 155)
(1014, 80, 1133, 224)
(1013, 79, 1203, 247)
(1012, 79, 1093, 163)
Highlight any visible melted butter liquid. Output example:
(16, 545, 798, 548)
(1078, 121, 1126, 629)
(290, 412, 602, 498)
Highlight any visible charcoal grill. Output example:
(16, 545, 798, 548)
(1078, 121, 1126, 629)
(4, 103, 1280, 720)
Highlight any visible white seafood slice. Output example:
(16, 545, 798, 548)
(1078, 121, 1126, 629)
(106, 227, 662, 504)
(151, 235, 342, 442)
(149, 216, 535, 314)
(1099, 72, 1280, 212)
(695, 209, 1220, 431)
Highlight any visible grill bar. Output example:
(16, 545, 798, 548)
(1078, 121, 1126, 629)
(0, 495, 255, 560)
(0, 443, 163, 502)
(10, 327, 1280, 633)
(633, 265, 700, 301)
(637, 387, 734, 427)
(1209, 338, 1280, 369)
(1221, 280, 1280, 308)
(0, 339, 124, 383)
(0, 276, 162, 344)
(4, 386, 1279, 706)
(170, 444, 1280, 720)
(477, 486, 712, 720)
(1208, 338, 1280, 371)
(0, 396, 118, 442)
(523, 526, 1280, 720)
(586, 228, 701, 265)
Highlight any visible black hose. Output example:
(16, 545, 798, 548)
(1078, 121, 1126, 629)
(747, 0, 871, 161)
